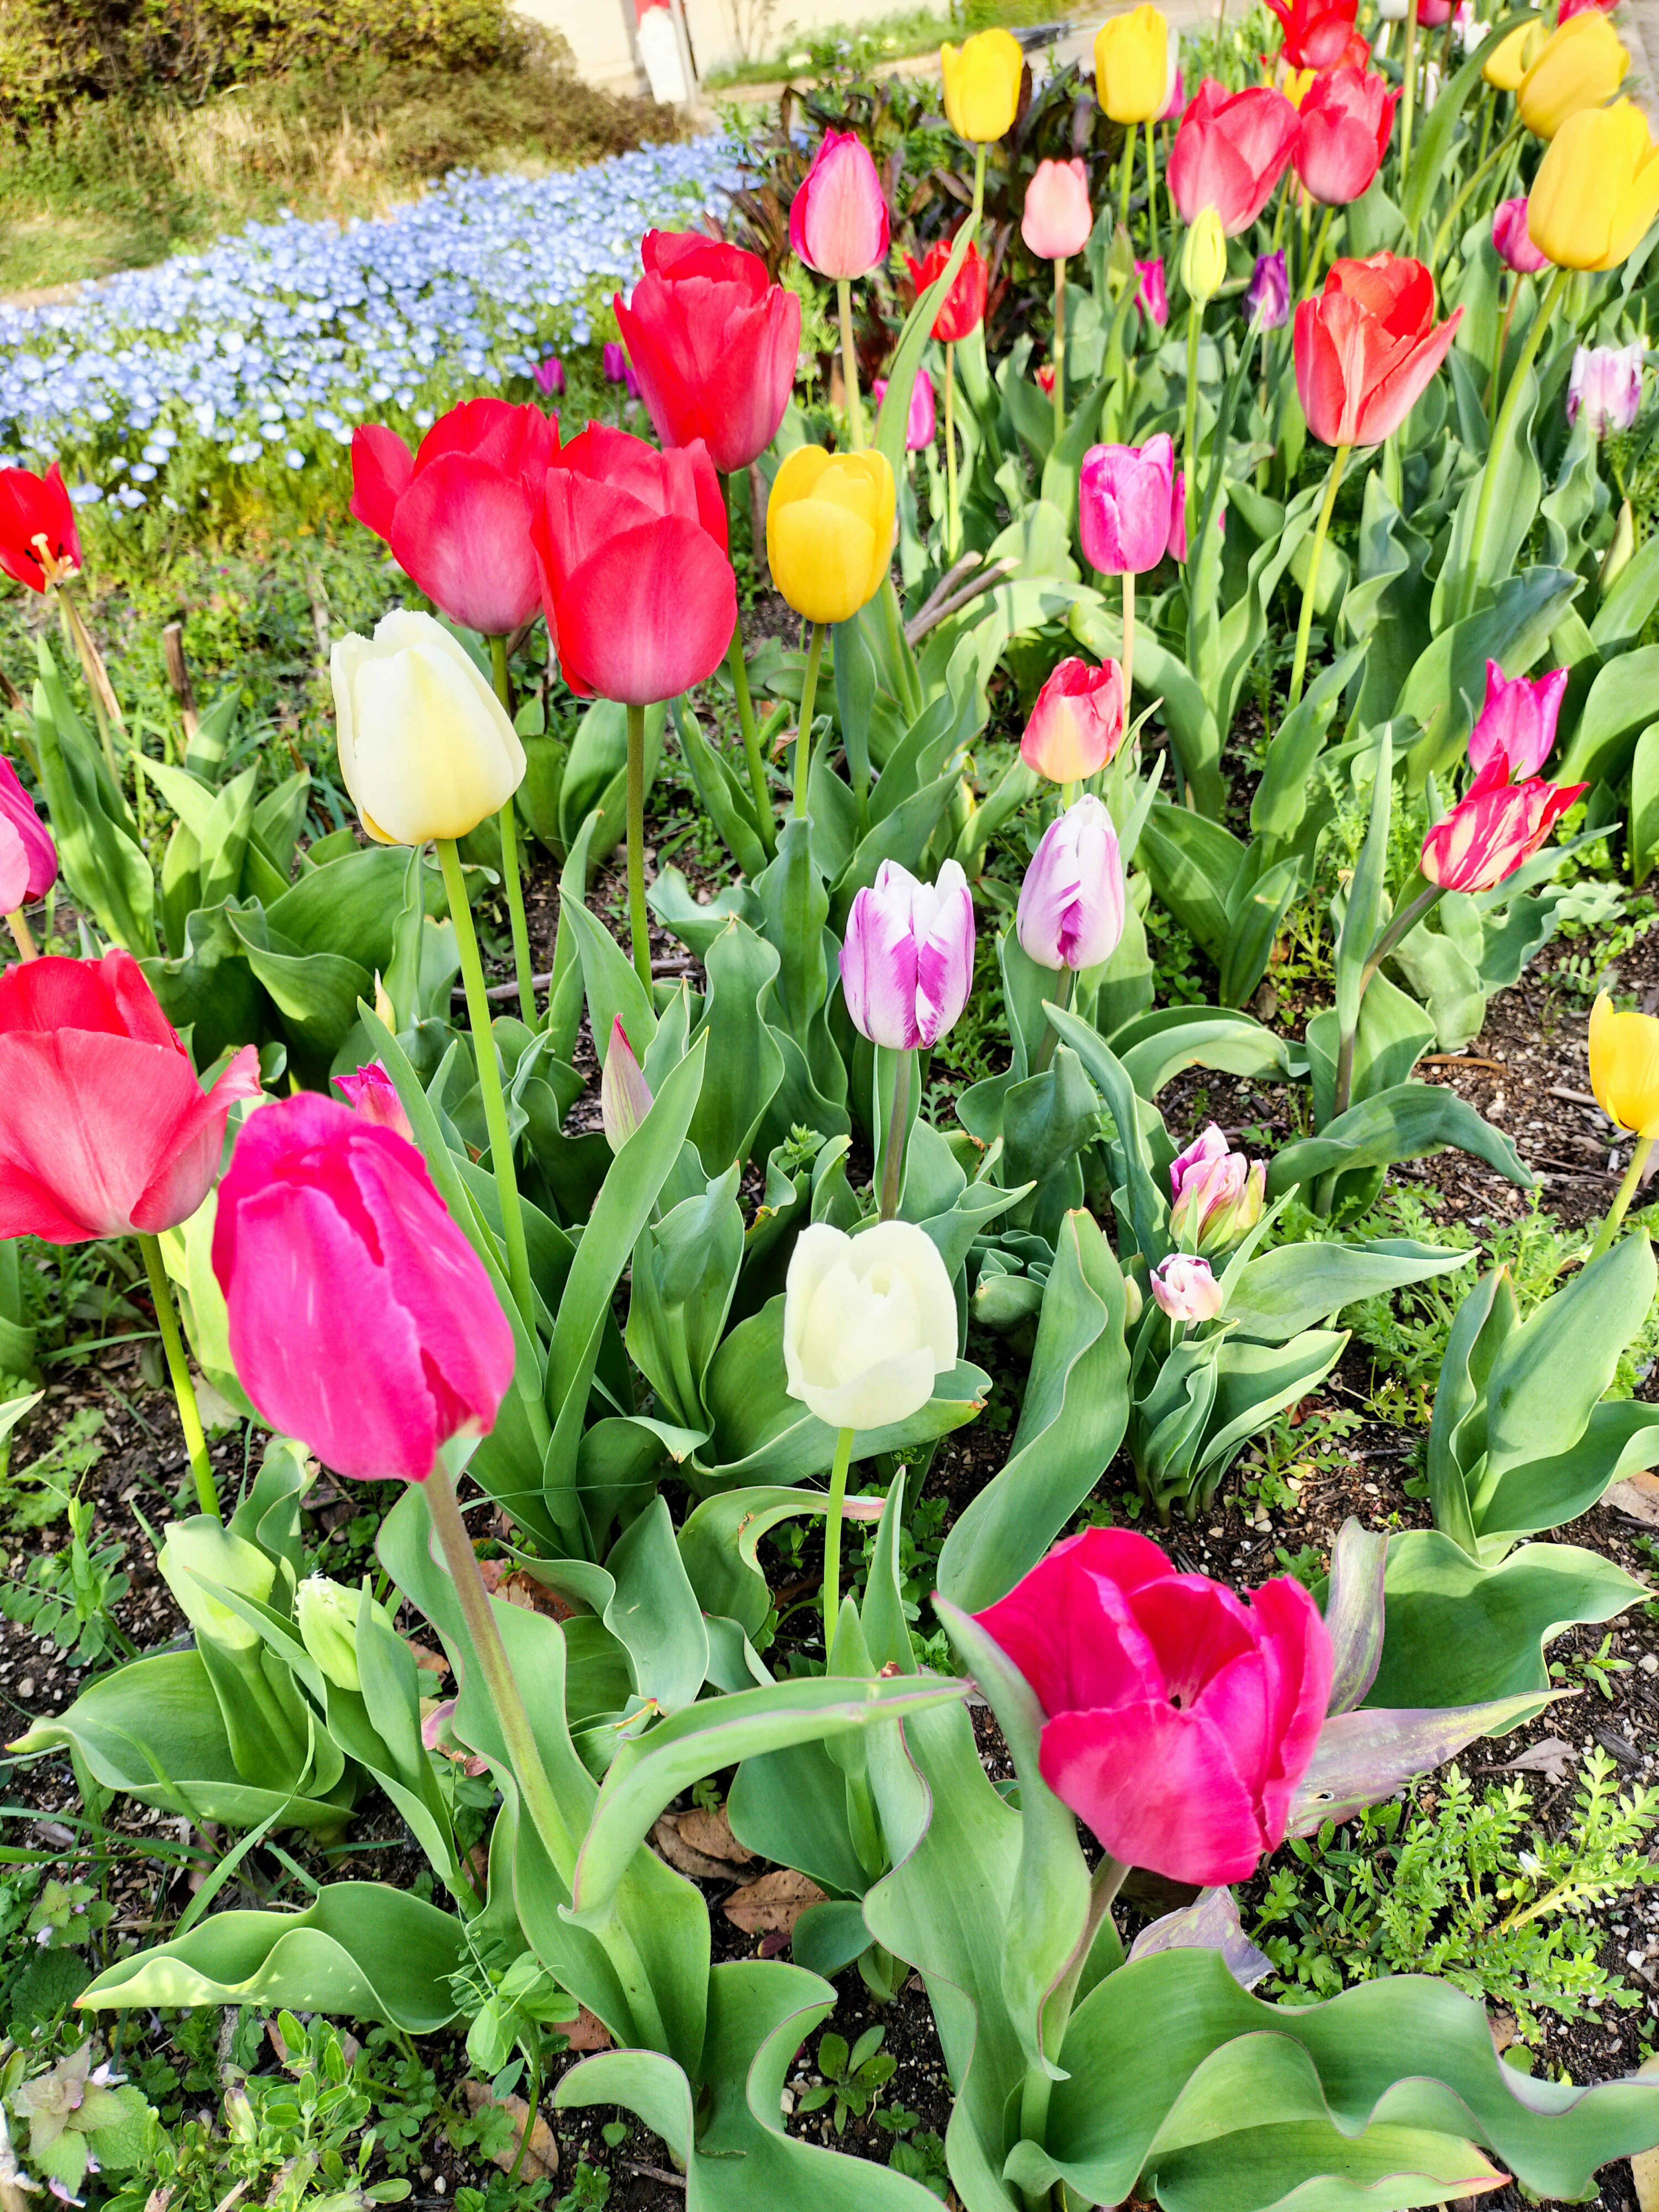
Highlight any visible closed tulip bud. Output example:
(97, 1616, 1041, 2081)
(1080, 432, 1176, 575)
(1484, 17, 1545, 86)
(1136, 257, 1170, 326)
(332, 609, 525, 846)
(1036, 362, 1058, 396)
(783, 1219, 957, 1430)
(212, 1094, 516, 1483)
(1492, 195, 1551, 273)
(1246, 248, 1291, 328)
(601, 1015, 654, 1151)
(1122, 1274, 1144, 1325)
(941, 27, 1025, 141)
(0, 462, 80, 593)
(1528, 103, 1659, 269)
(903, 235, 989, 342)
(1181, 205, 1229, 303)
(1603, 496, 1637, 590)
(1170, 81, 1301, 233)
(1293, 66, 1398, 207)
(872, 366, 936, 451)
(1568, 342, 1646, 434)
(1150, 1250, 1227, 1320)
(158, 1519, 276, 1653)
(766, 445, 896, 624)
(334, 1061, 413, 1142)
(295, 1575, 378, 1693)
(1517, 12, 1629, 137)
(840, 858, 975, 1051)
(1467, 660, 1569, 780)
(973, 1529, 1331, 1885)
(603, 341, 628, 383)
(0, 757, 56, 911)
(1022, 159, 1095, 259)
(1168, 1124, 1265, 1254)
(533, 356, 565, 397)
(1419, 757, 1586, 892)
(1021, 657, 1126, 783)
(1016, 794, 1127, 972)
(1589, 991, 1659, 1138)
(790, 131, 890, 280)
(1294, 252, 1461, 447)
(1096, 3, 1173, 123)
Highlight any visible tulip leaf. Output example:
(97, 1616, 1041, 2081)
(1433, 369, 1543, 628)
(671, 696, 766, 880)
(677, 1485, 834, 1640)
(31, 641, 156, 957)
(1556, 641, 1659, 791)
(563, 887, 658, 1069)
(728, 1736, 869, 1899)
(1135, 805, 1244, 967)
(1223, 1239, 1473, 1347)
(1400, 14, 1533, 239)
(1290, 1694, 1550, 1834)
(1322, 1519, 1390, 1716)
(936, 1210, 1129, 1613)
(686, 917, 785, 1175)
(76, 1883, 466, 2031)
(1334, 730, 1394, 1039)
(1592, 530, 1659, 652)
(1115, 1006, 1302, 1100)
(1398, 565, 1581, 784)
(876, 217, 979, 484)
(603, 1494, 709, 1716)
(1265, 1081, 1533, 1203)
(1044, 1005, 1170, 1265)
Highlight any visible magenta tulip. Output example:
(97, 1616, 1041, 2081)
(1492, 196, 1550, 274)
(1168, 1125, 1265, 1255)
(790, 131, 891, 280)
(840, 858, 975, 1051)
(874, 368, 938, 451)
(1135, 257, 1170, 327)
(1015, 795, 1126, 972)
(334, 1060, 414, 1141)
(212, 1093, 515, 1484)
(1021, 657, 1126, 783)
(1080, 433, 1177, 575)
(534, 356, 566, 397)
(1420, 756, 1586, 893)
(603, 342, 628, 384)
(1021, 159, 1095, 260)
(1246, 249, 1291, 329)
(973, 1528, 1332, 1885)
(0, 757, 56, 911)
(1466, 660, 1569, 780)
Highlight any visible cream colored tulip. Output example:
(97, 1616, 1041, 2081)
(782, 1220, 956, 1430)
(158, 1519, 275, 1652)
(332, 609, 525, 846)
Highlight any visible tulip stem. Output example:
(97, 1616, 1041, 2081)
(438, 836, 538, 1333)
(138, 1232, 219, 1522)
(794, 620, 826, 821)
(1182, 303, 1201, 547)
(1034, 967, 1074, 1075)
(56, 581, 123, 779)
(1400, 0, 1420, 197)
(1121, 571, 1135, 709)
(1430, 121, 1522, 273)
(944, 343, 961, 563)
(1487, 276, 1519, 418)
(1459, 265, 1568, 623)
(820, 1424, 857, 1659)
(1300, 204, 1335, 305)
(1287, 442, 1350, 711)
(1331, 883, 1443, 1122)
(5, 909, 36, 961)
(1589, 1135, 1655, 1264)
(1144, 122, 1159, 259)
(1118, 126, 1135, 234)
(837, 277, 864, 451)
(623, 700, 653, 991)
(487, 637, 537, 1029)
(1052, 260, 1067, 445)
(878, 1047, 912, 1221)
(724, 475, 776, 859)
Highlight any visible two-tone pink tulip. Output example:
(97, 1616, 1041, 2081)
(0, 757, 56, 927)
(790, 131, 890, 279)
(1150, 1251, 1227, 1321)
(1493, 196, 1551, 274)
(1168, 1124, 1265, 1254)
(1016, 795, 1126, 971)
(840, 858, 975, 1050)
(873, 369, 937, 451)
(1020, 658, 1126, 784)
(1420, 756, 1586, 893)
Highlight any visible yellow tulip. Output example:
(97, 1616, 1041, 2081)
(1181, 206, 1227, 305)
(1094, 4, 1171, 125)
(1484, 18, 1544, 91)
(1528, 100, 1659, 269)
(1282, 65, 1316, 108)
(1590, 991, 1659, 1137)
(940, 27, 1023, 143)
(767, 447, 896, 625)
(1516, 11, 1629, 140)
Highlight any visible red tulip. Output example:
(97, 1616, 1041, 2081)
(973, 1528, 1332, 1885)
(903, 233, 989, 343)
(533, 423, 735, 705)
(790, 131, 890, 281)
(0, 951, 260, 1245)
(1169, 81, 1301, 235)
(1420, 756, 1586, 892)
(612, 229, 802, 475)
(212, 1094, 514, 1484)
(1294, 66, 1397, 205)
(350, 399, 556, 639)
(0, 463, 81, 594)
(1294, 252, 1462, 446)
(0, 757, 56, 911)
(1265, 0, 1370, 69)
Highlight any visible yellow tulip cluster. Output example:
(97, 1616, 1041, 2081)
(1515, 10, 1628, 137)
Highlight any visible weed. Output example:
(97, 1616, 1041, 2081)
(1551, 1634, 1634, 1703)
(797, 2025, 897, 2133)
(2, 1405, 105, 1531)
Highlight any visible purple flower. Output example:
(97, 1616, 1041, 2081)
(1245, 249, 1290, 332)
(840, 858, 975, 1050)
(1567, 343, 1644, 438)
(602, 340, 629, 384)
(1015, 794, 1126, 973)
(1135, 257, 1170, 328)
(533, 355, 565, 396)
(874, 367, 936, 451)
(1467, 658, 1570, 780)
(1150, 1252, 1224, 1322)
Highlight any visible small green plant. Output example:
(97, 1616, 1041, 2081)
(1255, 1750, 1659, 2035)
(553, 2161, 611, 2211)
(3, 2041, 152, 2198)
(1551, 1633, 1634, 1703)
(797, 2025, 896, 2133)
(0, 1404, 104, 1530)
(0, 1475, 134, 1665)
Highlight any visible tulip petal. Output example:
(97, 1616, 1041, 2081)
(388, 453, 544, 638)
(554, 516, 736, 704)
(1040, 1698, 1269, 1885)
(349, 425, 414, 542)
(132, 1046, 262, 1233)
(769, 498, 880, 626)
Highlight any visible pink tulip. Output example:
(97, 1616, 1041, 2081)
(1292, 66, 1397, 207)
(873, 368, 937, 452)
(1135, 257, 1170, 327)
(1016, 795, 1125, 972)
(212, 1094, 515, 1484)
(601, 1015, 654, 1152)
(1168, 1125, 1265, 1255)
(1150, 1250, 1226, 1320)
(0, 757, 56, 911)
(533, 356, 566, 397)
(1080, 433, 1176, 575)
(1021, 159, 1094, 260)
(334, 1061, 414, 1142)
(1169, 80, 1301, 235)
(972, 1528, 1333, 1885)
(1021, 657, 1126, 783)
(1419, 756, 1586, 893)
(1492, 196, 1550, 275)
(790, 130, 891, 280)
(1161, 62, 1186, 118)
(1567, 343, 1645, 439)
(1466, 660, 1569, 780)
(840, 858, 975, 1050)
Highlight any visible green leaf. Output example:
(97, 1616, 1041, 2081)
(1291, 1694, 1553, 1833)
(1114, 1007, 1301, 1098)
(1629, 721, 1659, 887)
(1334, 731, 1393, 1040)
(688, 918, 785, 1175)
(1265, 1081, 1533, 1201)
(672, 697, 766, 880)
(604, 1494, 709, 1715)
(1557, 644, 1659, 790)
(1400, 14, 1532, 235)
(32, 642, 155, 955)
(1425, 1264, 1518, 1557)
(728, 1737, 868, 1899)
(1223, 1240, 1473, 1345)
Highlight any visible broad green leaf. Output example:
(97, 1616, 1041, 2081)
(1224, 1240, 1473, 1346)
(1557, 643, 1659, 790)
(1266, 1082, 1532, 1200)
(1425, 1265, 1518, 1557)
(32, 642, 155, 955)
(604, 1493, 709, 1715)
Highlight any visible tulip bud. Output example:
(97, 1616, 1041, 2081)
(1150, 1251, 1226, 1321)
(1016, 794, 1126, 972)
(1181, 206, 1229, 305)
(1492, 195, 1551, 273)
(1169, 1124, 1266, 1255)
(1246, 248, 1290, 330)
(158, 1519, 276, 1653)
(602, 341, 628, 383)
(1095, 3, 1173, 123)
(1022, 159, 1094, 261)
(1467, 660, 1569, 781)
(1136, 257, 1170, 327)
(941, 27, 1025, 142)
(766, 446, 896, 624)
(533, 356, 565, 397)
(874, 369, 937, 451)
(1484, 17, 1545, 86)
(840, 858, 974, 1052)
(789, 131, 890, 280)
(1020, 657, 1126, 784)
(334, 1061, 414, 1142)
(601, 1016, 654, 1151)
(331, 609, 526, 848)
(1602, 496, 1637, 591)
(296, 1575, 369, 1692)
(782, 1219, 957, 1430)
(1122, 1275, 1144, 1326)
(1589, 990, 1659, 1138)
(1036, 363, 1058, 396)
(1567, 342, 1646, 436)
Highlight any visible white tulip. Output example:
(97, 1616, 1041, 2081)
(331, 607, 525, 846)
(783, 1220, 957, 1431)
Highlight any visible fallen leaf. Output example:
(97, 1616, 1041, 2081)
(651, 1815, 748, 1881)
(562, 2008, 612, 2053)
(460, 2085, 559, 2180)
(405, 1641, 448, 1676)
(1484, 1735, 1576, 1784)
(1607, 1473, 1659, 1527)
(1486, 2009, 1519, 2055)
(474, 1562, 579, 1620)
(673, 1806, 755, 1866)
(722, 1868, 825, 1936)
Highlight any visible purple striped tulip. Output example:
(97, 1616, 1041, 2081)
(840, 858, 975, 1051)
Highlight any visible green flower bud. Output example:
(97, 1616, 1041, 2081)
(157, 1520, 275, 1652)
(1181, 206, 1228, 307)
(296, 1576, 364, 1692)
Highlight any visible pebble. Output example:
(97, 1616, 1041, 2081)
(18, 1678, 32, 1698)
(1640, 1655, 1658, 1675)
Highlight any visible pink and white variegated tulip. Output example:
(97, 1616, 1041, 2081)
(1567, 342, 1645, 438)
(1169, 1123, 1266, 1254)
(1466, 659, 1569, 780)
(1419, 756, 1586, 893)
(840, 858, 975, 1051)
(1015, 794, 1126, 972)
(1150, 1251, 1226, 1322)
